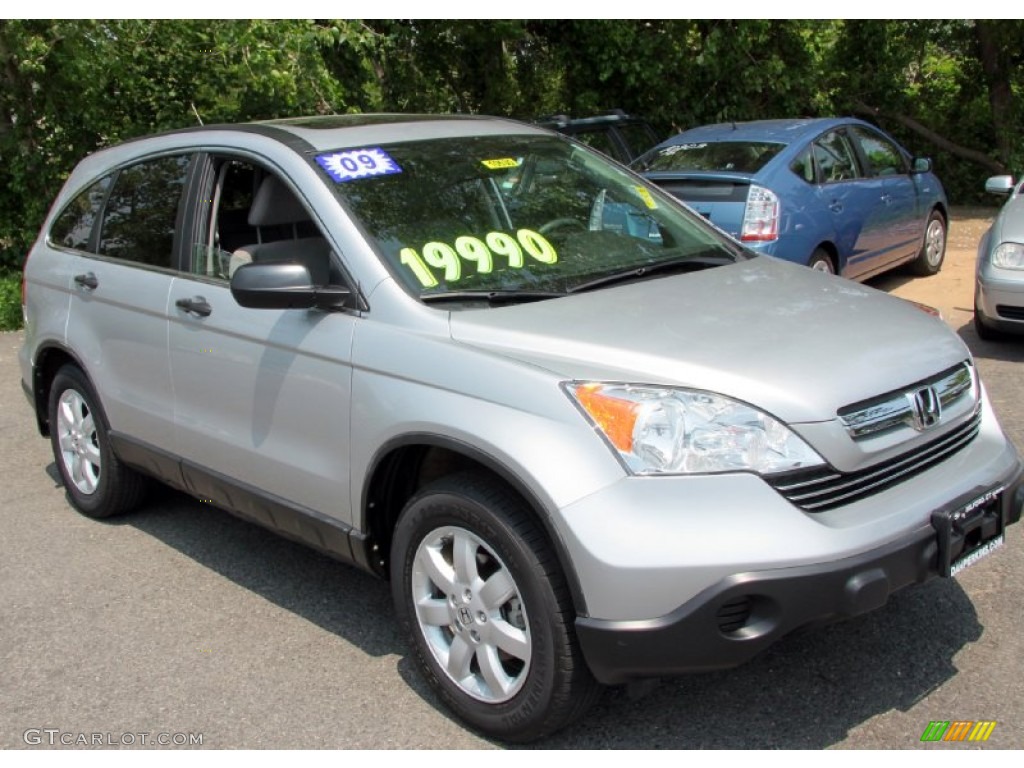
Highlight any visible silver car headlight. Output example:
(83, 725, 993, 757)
(992, 242, 1024, 270)
(566, 382, 825, 475)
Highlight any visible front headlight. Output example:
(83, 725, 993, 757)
(992, 242, 1024, 270)
(566, 382, 825, 475)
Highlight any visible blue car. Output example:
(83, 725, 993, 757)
(633, 118, 948, 280)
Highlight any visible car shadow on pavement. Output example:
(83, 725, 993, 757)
(532, 579, 982, 748)
(115, 485, 405, 660)
(959, 325, 1024, 364)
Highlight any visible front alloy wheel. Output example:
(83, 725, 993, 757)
(911, 211, 947, 275)
(412, 525, 531, 703)
(391, 473, 600, 742)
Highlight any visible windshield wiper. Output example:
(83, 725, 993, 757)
(567, 254, 734, 295)
(421, 289, 568, 305)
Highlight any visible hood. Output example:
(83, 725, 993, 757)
(993, 195, 1024, 244)
(448, 257, 968, 424)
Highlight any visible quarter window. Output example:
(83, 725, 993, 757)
(50, 176, 113, 252)
(789, 146, 815, 183)
(98, 155, 191, 267)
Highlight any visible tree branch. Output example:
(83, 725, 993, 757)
(853, 101, 1006, 174)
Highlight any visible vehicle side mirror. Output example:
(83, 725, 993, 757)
(984, 175, 1015, 196)
(911, 157, 932, 174)
(230, 262, 352, 310)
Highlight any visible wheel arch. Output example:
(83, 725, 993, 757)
(360, 433, 590, 616)
(30, 342, 92, 437)
(811, 242, 840, 274)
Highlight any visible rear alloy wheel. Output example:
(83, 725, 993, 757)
(48, 365, 148, 518)
(391, 473, 600, 742)
(808, 248, 835, 275)
(911, 211, 947, 276)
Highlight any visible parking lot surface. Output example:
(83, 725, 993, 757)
(2, 209, 1022, 749)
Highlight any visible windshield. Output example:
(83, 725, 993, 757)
(636, 141, 785, 174)
(318, 135, 745, 297)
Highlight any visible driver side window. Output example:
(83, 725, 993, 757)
(191, 157, 342, 287)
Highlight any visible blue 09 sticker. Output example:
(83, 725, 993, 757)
(316, 148, 402, 183)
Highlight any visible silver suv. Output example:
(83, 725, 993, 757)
(20, 115, 1023, 742)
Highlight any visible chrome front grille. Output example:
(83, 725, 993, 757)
(838, 362, 975, 439)
(767, 408, 982, 512)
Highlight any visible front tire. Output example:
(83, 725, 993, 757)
(910, 211, 947, 276)
(47, 365, 148, 518)
(974, 301, 1001, 341)
(391, 473, 600, 742)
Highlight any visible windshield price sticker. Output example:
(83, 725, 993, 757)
(400, 229, 558, 288)
(316, 148, 402, 183)
(481, 158, 521, 169)
(634, 186, 658, 210)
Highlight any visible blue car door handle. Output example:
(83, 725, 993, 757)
(829, 200, 843, 213)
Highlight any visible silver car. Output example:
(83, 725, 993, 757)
(19, 115, 1024, 742)
(976, 174, 1024, 339)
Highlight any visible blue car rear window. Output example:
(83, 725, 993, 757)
(639, 141, 784, 174)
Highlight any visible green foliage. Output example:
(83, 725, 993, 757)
(2, 18, 1023, 273)
(0, 271, 22, 331)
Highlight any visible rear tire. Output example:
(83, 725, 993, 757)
(48, 365, 148, 518)
(910, 211, 946, 276)
(808, 248, 836, 275)
(390, 472, 600, 742)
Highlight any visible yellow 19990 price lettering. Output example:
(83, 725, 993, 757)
(400, 229, 558, 288)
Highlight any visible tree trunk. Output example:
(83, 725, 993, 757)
(975, 20, 1014, 169)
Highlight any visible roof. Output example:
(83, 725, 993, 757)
(663, 117, 858, 146)
(103, 113, 551, 159)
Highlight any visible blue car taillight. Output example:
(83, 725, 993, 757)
(740, 184, 779, 242)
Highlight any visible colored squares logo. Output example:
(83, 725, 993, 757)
(920, 721, 996, 742)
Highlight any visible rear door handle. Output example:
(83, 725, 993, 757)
(73, 272, 98, 290)
(829, 201, 843, 213)
(175, 296, 213, 317)
(880, 193, 892, 204)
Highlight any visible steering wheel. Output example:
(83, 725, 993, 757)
(538, 217, 586, 235)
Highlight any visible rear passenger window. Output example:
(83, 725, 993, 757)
(98, 155, 191, 268)
(812, 131, 859, 183)
(50, 176, 113, 251)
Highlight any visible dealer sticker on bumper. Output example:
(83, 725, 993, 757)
(950, 534, 1004, 576)
(932, 486, 1005, 578)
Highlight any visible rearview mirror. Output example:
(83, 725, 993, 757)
(911, 157, 932, 174)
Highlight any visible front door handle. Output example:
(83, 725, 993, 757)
(829, 201, 843, 214)
(73, 272, 98, 290)
(175, 296, 213, 317)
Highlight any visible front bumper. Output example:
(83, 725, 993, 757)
(576, 463, 1023, 685)
(976, 266, 1024, 335)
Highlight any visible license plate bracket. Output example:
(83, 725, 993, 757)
(931, 486, 1005, 578)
